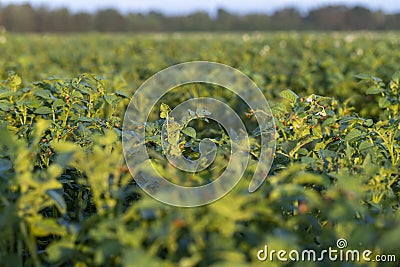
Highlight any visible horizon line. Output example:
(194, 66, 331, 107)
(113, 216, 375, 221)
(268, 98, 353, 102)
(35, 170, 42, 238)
(0, 2, 399, 16)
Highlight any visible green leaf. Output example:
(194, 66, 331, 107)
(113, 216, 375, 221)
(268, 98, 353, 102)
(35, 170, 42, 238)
(77, 85, 91, 95)
(115, 90, 131, 98)
(24, 99, 40, 109)
(320, 149, 336, 158)
(34, 89, 52, 100)
(11, 74, 22, 87)
(366, 86, 384, 95)
(77, 116, 92, 122)
(52, 141, 81, 153)
(378, 97, 391, 108)
(0, 158, 12, 174)
(282, 140, 296, 154)
(359, 140, 374, 151)
(34, 106, 52, 115)
(364, 119, 374, 127)
(391, 71, 400, 84)
(32, 119, 51, 145)
(272, 102, 289, 113)
(31, 218, 67, 237)
(345, 128, 363, 142)
(280, 89, 299, 104)
(322, 117, 336, 128)
(160, 103, 170, 119)
(104, 94, 118, 105)
(52, 99, 66, 109)
(354, 73, 371, 80)
(297, 147, 308, 156)
(0, 91, 17, 99)
(301, 156, 316, 164)
(292, 172, 325, 185)
(312, 125, 323, 138)
(46, 240, 75, 263)
(182, 127, 196, 139)
(123, 250, 163, 267)
(326, 109, 335, 117)
(47, 190, 67, 213)
(196, 107, 211, 117)
(371, 76, 382, 82)
(71, 91, 84, 100)
(0, 100, 11, 111)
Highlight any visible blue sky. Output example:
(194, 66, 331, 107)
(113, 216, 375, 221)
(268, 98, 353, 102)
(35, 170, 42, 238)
(1, 0, 399, 15)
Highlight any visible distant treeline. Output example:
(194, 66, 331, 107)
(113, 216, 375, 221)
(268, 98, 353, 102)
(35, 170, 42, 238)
(1, 3, 400, 32)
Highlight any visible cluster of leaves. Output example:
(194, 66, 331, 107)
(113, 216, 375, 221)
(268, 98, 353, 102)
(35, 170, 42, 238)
(143, 102, 233, 186)
(273, 72, 400, 212)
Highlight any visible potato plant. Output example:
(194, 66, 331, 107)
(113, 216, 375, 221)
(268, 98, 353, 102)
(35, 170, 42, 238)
(0, 33, 399, 266)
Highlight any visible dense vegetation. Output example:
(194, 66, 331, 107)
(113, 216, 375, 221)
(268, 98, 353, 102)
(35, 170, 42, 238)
(1, 4, 400, 32)
(0, 32, 399, 266)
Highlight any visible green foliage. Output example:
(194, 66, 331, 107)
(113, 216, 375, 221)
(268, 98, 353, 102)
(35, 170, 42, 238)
(0, 33, 399, 266)
(356, 71, 400, 119)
